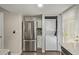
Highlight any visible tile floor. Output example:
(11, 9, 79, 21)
(21, 49, 61, 55)
(22, 51, 60, 55)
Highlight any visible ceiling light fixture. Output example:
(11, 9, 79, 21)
(38, 4, 43, 8)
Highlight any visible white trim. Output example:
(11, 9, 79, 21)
(2, 13, 4, 49)
(42, 14, 45, 53)
(34, 21, 37, 51)
(0, 12, 4, 49)
(11, 51, 22, 55)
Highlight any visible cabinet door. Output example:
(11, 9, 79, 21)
(0, 12, 4, 49)
(45, 19, 57, 50)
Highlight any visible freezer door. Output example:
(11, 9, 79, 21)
(23, 40, 36, 51)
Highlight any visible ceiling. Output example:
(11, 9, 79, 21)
(0, 4, 73, 16)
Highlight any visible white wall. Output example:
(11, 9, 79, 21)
(62, 6, 77, 43)
(75, 5, 79, 37)
(0, 7, 23, 54)
(0, 12, 4, 49)
(57, 15, 62, 51)
(4, 13, 22, 54)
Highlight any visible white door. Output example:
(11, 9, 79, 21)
(45, 19, 57, 50)
(0, 12, 4, 49)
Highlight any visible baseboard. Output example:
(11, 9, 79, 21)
(10, 51, 22, 55)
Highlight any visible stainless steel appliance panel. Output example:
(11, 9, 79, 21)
(24, 21, 35, 40)
(23, 40, 35, 51)
(23, 21, 36, 52)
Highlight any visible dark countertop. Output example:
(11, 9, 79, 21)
(61, 43, 79, 55)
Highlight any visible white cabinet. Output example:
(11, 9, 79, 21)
(0, 12, 4, 49)
(45, 19, 57, 50)
(37, 35, 42, 48)
(46, 36, 57, 50)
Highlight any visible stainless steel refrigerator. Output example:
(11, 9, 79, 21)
(22, 21, 36, 52)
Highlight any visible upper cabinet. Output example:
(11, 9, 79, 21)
(62, 5, 79, 43)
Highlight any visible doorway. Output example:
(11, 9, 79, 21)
(45, 16, 58, 51)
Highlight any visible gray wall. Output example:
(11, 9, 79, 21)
(4, 13, 22, 54)
(0, 7, 22, 54)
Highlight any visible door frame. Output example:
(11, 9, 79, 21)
(42, 15, 58, 52)
(0, 12, 4, 49)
